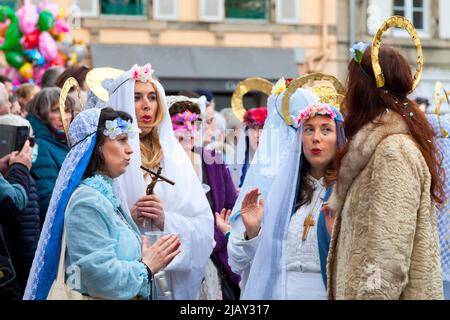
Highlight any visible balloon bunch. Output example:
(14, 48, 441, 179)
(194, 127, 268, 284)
(0, 0, 88, 85)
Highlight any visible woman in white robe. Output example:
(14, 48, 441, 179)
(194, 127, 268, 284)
(85, 64, 214, 300)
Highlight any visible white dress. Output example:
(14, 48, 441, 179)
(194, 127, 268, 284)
(285, 176, 327, 300)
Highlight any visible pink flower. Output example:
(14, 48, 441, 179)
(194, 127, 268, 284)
(131, 63, 154, 82)
(294, 103, 336, 125)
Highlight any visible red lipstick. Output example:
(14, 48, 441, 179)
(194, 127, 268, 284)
(311, 148, 322, 155)
(141, 115, 152, 123)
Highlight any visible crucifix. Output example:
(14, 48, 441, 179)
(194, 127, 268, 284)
(141, 165, 175, 195)
(140, 165, 175, 231)
(302, 213, 315, 241)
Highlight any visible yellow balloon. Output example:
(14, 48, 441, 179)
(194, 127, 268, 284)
(19, 62, 33, 80)
(69, 52, 78, 65)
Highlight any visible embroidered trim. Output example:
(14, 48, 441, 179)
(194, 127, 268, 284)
(81, 174, 122, 209)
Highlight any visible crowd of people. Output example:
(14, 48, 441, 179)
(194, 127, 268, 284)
(0, 41, 449, 301)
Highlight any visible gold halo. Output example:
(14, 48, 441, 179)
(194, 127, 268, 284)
(231, 77, 273, 122)
(59, 77, 82, 148)
(434, 81, 449, 138)
(281, 73, 345, 125)
(371, 15, 423, 92)
(86, 67, 125, 102)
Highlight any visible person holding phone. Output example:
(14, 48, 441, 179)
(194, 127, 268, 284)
(0, 114, 41, 299)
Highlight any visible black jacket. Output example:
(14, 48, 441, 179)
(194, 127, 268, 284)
(0, 163, 31, 300)
(2, 175, 40, 298)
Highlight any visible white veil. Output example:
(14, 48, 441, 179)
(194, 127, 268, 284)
(230, 88, 319, 222)
(227, 88, 319, 292)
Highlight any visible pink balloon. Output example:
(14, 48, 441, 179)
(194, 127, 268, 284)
(1, 65, 22, 82)
(53, 19, 69, 34)
(38, 1, 59, 18)
(33, 64, 49, 86)
(39, 31, 58, 62)
(17, 0, 39, 34)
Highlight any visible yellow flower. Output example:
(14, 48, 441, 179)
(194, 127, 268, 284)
(272, 77, 286, 95)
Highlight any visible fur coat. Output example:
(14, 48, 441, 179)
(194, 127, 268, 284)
(327, 110, 443, 300)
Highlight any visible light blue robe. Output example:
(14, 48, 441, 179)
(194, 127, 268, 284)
(64, 175, 150, 300)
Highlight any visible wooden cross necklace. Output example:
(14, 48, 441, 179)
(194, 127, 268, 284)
(302, 184, 324, 241)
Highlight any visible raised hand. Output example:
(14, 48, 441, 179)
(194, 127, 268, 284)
(240, 188, 264, 240)
(215, 208, 231, 235)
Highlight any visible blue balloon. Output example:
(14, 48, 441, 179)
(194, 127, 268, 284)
(36, 54, 45, 66)
(24, 49, 45, 66)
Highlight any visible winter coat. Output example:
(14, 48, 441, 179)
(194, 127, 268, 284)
(2, 175, 40, 297)
(27, 114, 69, 219)
(327, 110, 443, 300)
(0, 163, 30, 300)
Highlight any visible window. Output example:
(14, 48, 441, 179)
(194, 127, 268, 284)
(153, 0, 178, 20)
(225, 0, 269, 20)
(393, 0, 427, 31)
(275, 0, 300, 24)
(100, 0, 146, 16)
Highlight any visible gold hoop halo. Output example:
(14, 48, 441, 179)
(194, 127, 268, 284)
(434, 81, 449, 138)
(231, 77, 273, 122)
(59, 77, 83, 148)
(371, 15, 423, 92)
(86, 67, 125, 102)
(281, 73, 345, 125)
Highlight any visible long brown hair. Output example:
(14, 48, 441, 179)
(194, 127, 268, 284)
(340, 46, 444, 204)
(140, 80, 164, 171)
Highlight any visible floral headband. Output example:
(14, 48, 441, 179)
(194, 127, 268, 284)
(350, 42, 371, 64)
(131, 63, 154, 82)
(271, 77, 294, 96)
(103, 117, 141, 139)
(293, 103, 337, 126)
(171, 111, 200, 133)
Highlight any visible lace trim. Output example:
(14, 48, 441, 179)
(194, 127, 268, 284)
(81, 174, 122, 209)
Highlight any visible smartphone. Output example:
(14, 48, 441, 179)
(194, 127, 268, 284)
(28, 136, 35, 148)
(0, 125, 30, 158)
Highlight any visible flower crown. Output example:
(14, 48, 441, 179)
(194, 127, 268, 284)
(103, 117, 141, 139)
(131, 63, 154, 82)
(293, 103, 337, 126)
(350, 42, 371, 64)
(243, 107, 268, 129)
(271, 77, 294, 95)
